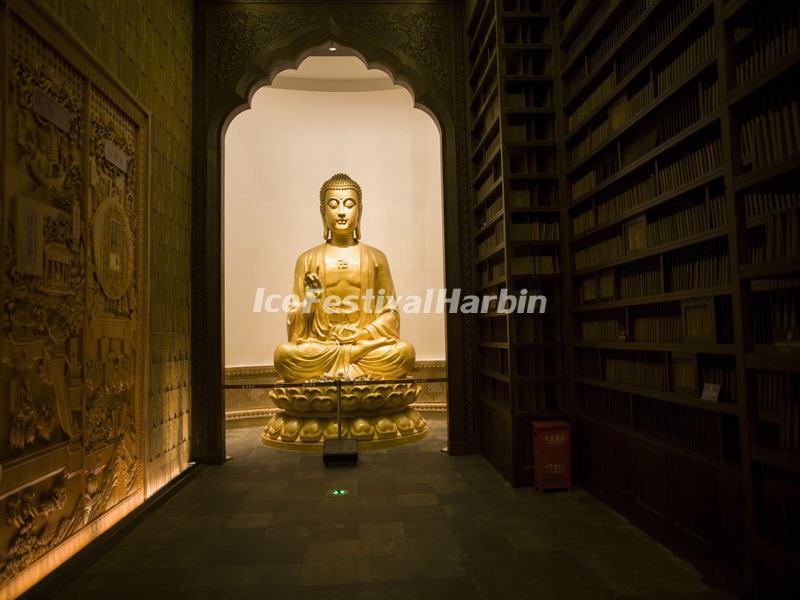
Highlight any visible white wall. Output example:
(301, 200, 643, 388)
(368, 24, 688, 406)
(224, 63, 445, 367)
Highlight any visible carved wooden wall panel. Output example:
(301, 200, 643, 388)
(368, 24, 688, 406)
(0, 3, 148, 595)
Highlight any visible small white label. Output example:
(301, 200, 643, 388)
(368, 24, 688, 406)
(701, 383, 721, 402)
(32, 88, 70, 132)
(104, 139, 129, 173)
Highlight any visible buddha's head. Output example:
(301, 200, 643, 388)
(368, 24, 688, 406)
(320, 173, 362, 241)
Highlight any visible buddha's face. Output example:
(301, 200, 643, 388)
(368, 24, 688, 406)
(323, 187, 359, 238)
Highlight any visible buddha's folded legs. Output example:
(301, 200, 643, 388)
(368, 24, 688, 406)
(354, 339, 415, 379)
(274, 341, 339, 381)
(274, 338, 415, 382)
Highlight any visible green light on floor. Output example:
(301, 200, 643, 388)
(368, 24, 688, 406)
(329, 488, 349, 496)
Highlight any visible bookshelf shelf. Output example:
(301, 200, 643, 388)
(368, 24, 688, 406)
(573, 286, 731, 312)
(569, 111, 721, 207)
(739, 260, 800, 280)
(477, 276, 508, 292)
(505, 107, 556, 115)
(733, 157, 800, 193)
(507, 140, 557, 148)
(501, 43, 555, 50)
(479, 341, 510, 349)
(751, 444, 800, 474)
(514, 341, 563, 347)
(469, 30, 498, 82)
(475, 209, 505, 238)
(473, 58, 499, 101)
(508, 173, 558, 181)
(474, 177, 504, 210)
(476, 243, 507, 265)
(745, 352, 800, 373)
(570, 169, 724, 243)
(565, 2, 713, 138)
(472, 148, 502, 186)
(727, 52, 800, 107)
(560, 0, 618, 49)
(511, 239, 561, 248)
(565, 57, 717, 171)
(571, 228, 728, 277)
(501, 11, 554, 19)
(576, 377, 740, 415)
(479, 368, 512, 383)
(565, 0, 712, 113)
(517, 374, 565, 383)
(471, 117, 501, 161)
(503, 75, 556, 82)
(471, 81, 500, 130)
(468, 0, 494, 49)
(722, 0, 748, 22)
(511, 272, 561, 280)
(574, 341, 736, 355)
(511, 206, 561, 214)
(577, 412, 742, 474)
(561, 0, 623, 73)
(478, 395, 512, 417)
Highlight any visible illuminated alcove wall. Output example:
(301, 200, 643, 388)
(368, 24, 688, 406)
(224, 57, 446, 367)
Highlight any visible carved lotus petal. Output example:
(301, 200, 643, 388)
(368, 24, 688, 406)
(350, 418, 373, 440)
(323, 422, 341, 439)
(312, 396, 336, 412)
(280, 419, 300, 441)
(394, 415, 415, 435)
(299, 420, 322, 442)
(291, 394, 311, 412)
(364, 392, 384, 410)
(376, 418, 397, 439)
(340, 393, 359, 412)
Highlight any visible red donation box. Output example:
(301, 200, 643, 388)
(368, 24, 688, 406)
(532, 420, 571, 491)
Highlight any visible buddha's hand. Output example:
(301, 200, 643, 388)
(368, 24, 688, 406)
(302, 271, 323, 311)
(332, 324, 371, 344)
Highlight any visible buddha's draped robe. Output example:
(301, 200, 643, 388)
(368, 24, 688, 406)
(273, 242, 415, 381)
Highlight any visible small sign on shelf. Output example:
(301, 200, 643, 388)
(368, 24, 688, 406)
(700, 383, 721, 402)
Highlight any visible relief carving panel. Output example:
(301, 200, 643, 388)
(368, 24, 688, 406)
(0, 10, 147, 594)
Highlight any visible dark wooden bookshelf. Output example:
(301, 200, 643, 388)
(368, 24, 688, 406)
(467, 0, 565, 487)
(466, 0, 800, 594)
(561, 0, 800, 594)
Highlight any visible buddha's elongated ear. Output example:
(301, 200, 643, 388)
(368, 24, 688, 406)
(320, 207, 329, 240)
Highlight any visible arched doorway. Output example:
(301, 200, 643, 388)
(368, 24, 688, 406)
(222, 53, 448, 449)
(192, 18, 474, 463)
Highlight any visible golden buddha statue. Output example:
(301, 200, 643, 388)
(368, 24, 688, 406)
(274, 173, 415, 381)
(264, 174, 427, 449)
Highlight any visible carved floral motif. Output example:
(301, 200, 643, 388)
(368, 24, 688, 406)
(214, 11, 319, 88)
(338, 9, 449, 92)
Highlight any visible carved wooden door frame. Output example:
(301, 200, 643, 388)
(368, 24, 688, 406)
(192, 4, 477, 463)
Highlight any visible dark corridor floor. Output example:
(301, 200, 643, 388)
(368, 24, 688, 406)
(55, 417, 732, 599)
